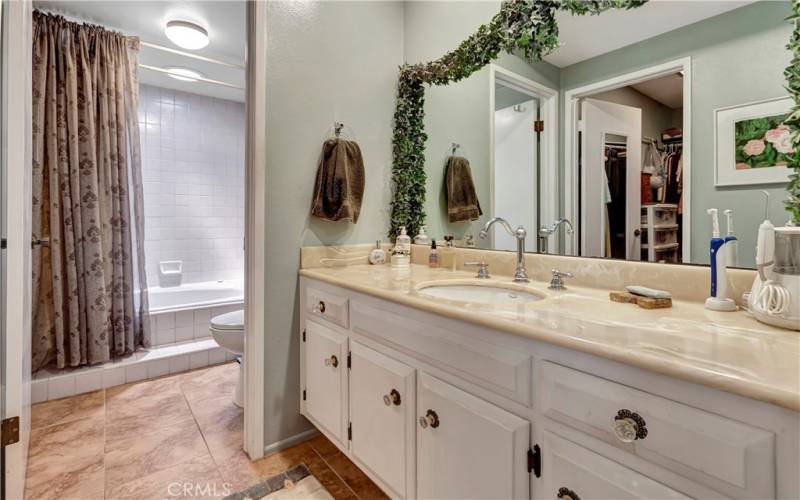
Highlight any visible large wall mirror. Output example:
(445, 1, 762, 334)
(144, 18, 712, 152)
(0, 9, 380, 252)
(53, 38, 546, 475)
(407, 1, 793, 270)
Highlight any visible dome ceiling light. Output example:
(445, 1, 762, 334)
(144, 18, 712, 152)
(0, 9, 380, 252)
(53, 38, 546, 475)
(164, 20, 209, 50)
(166, 67, 204, 82)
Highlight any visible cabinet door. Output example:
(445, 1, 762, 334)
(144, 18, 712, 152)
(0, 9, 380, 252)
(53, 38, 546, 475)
(539, 431, 690, 500)
(350, 341, 416, 499)
(417, 373, 529, 499)
(304, 320, 348, 445)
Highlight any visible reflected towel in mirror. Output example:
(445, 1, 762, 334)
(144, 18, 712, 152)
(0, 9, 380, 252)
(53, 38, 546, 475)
(311, 138, 365, 223)
(445, 155, 483, 222)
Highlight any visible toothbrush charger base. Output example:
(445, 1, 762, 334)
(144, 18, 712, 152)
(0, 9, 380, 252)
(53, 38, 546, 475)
(705, 297, 738, 312)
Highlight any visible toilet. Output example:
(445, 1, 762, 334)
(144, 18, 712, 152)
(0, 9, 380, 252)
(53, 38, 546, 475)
(209, 309, 245, 407)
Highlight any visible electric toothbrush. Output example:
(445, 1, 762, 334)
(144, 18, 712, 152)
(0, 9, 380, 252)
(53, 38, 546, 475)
(705, 208, 737, 311)
(723, 209, 738, 268)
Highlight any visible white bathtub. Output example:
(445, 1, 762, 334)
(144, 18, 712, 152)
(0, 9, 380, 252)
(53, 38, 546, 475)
(148, 279, 244, 313)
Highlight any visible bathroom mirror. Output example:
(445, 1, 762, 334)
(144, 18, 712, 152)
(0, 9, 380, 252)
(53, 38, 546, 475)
(415, 1, 793, 269)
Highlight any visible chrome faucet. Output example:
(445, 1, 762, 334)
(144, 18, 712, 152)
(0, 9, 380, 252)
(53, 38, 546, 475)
(538, 218, 574, 253)
(479, 217, 529, 283)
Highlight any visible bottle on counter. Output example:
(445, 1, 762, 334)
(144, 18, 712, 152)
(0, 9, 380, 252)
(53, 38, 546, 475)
(414, 226, 431, 245)
(368, 240, 386, 265)
(429, 240, 440, 268)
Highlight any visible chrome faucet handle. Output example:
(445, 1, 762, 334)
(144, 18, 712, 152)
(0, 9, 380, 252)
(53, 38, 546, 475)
(464, 261, 490, 279)
(548, 269, 573, 290)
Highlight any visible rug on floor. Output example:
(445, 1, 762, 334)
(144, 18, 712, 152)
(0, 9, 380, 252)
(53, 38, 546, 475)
(223, 463, 334, 500)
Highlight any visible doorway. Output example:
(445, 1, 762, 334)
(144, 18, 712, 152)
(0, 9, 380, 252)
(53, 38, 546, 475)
(489, 65, 558, 252)
(565, 57, 691, 262)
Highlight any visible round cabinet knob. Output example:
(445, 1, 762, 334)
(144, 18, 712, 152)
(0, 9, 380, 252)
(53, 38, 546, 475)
(419, 409, 440, 429)
(558, 487, 580, 500)
(383, 389, 401, 406)
(318, 301, 326, 313)
(633, 229, 642, 237)
(613, 409, 648, 443)
(324, 355, 338, 368)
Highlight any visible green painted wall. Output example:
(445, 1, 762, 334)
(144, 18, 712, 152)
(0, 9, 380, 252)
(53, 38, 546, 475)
(404, 1, 560, 243)
(560, 1, 793, 267)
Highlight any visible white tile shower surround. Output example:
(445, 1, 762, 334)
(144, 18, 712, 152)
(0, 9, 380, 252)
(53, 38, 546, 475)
(139, 84, 245, 286)
(31, 303, 241, 403)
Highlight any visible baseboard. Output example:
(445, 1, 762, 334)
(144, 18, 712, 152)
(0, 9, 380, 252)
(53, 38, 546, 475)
(263, 428, 320, 455)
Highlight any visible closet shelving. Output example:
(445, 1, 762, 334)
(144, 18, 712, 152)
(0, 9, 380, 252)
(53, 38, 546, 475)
(641, 203, 679, 262)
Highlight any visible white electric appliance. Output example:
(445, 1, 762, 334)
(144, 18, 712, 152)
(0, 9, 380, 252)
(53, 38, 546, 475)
(748, 225, 800, 331)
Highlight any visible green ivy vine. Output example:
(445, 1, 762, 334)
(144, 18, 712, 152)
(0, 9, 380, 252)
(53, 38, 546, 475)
(785, 0, 800, 224)
(390, 0, 647, 239)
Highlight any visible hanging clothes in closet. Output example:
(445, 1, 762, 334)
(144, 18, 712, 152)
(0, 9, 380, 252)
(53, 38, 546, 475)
(604, 145, 627, 259)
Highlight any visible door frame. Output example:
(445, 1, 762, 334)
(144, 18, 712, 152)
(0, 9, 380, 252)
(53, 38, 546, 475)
(563, 57, 691, 262)
(489, 64, 558, 251)
(243, 0, 267, 460)
(1, 0, 32, 497)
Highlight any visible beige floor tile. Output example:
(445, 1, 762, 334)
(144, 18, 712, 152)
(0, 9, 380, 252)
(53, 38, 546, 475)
(105, 417, 211, 486)
(180, 362, 238, 406)
(30, 389, 104, 430)
(25, 418, 105, 500)
(105, 378, 195, 440)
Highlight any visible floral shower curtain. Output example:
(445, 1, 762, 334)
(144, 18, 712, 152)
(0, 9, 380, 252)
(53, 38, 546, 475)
(31, 12, 150, 371)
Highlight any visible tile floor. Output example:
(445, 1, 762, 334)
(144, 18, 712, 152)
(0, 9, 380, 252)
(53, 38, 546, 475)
(25, 362, 388, 500)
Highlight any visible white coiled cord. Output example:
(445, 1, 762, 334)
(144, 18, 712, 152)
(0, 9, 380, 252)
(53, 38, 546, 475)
(753, 280, 791, 315)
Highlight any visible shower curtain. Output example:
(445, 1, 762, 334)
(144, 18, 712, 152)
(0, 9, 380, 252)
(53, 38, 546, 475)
(31, 12, 150, 371)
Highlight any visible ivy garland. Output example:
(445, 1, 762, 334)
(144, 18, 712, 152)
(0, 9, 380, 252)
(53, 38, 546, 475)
(785, 0, 800, 224)
(390, 0, 647, 239)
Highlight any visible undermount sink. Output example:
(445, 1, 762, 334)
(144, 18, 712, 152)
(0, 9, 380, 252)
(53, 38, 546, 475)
(416, 282, 545, 304)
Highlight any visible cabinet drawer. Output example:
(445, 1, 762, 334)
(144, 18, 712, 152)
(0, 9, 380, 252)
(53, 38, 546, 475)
(540, 430, 690, 500)
(352, 302, 532, 406)
(540, 362, 774, 499)
(303, 320, 349, 446)
(350, 341, 415, 499)
(305, 286, 349, 329)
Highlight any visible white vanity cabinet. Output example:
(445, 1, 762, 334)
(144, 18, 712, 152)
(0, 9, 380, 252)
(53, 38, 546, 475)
(303, 320, 349, 447)
(417, 372, 530, 500)
(299, 276, 799, 500)
(349, 340, 416, 499)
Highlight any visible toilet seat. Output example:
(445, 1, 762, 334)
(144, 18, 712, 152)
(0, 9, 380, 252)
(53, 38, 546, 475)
(210, 309, 244, 331)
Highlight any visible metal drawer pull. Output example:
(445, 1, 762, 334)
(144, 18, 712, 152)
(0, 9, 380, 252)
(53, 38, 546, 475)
(557, 487, 580, 500)
(613, 409, 648, 443)
(324, 355, 338, 368)
(383, 389, 401, 406)
(312, 300, 326, 313)
(418, 409, 440, 429)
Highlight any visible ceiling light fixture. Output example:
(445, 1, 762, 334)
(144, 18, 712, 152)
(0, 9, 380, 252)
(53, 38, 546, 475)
(166, 67, 204, 82)
(164, 20, 209, 50)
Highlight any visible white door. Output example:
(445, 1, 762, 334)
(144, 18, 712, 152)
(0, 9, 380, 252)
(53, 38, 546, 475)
(417, 373, 529, 499)
(350, 341, 415, 499)
(493, 96, 538, 251)
(1, 1, 32, 498)
(303, 320, 349, 447)
(538, 431, 690, 500)
(580, 98, 642, 260)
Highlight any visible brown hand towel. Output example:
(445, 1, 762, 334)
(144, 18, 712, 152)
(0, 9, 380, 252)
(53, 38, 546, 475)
(311, 138, 365, 223)
(445, 155, 482, 223)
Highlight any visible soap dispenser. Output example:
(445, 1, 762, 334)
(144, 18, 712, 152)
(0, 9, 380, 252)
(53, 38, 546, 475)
(396, 226, 411, 253)
(414, 226, 431, 245)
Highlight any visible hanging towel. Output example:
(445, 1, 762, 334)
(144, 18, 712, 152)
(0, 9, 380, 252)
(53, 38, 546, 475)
(445, 155, 483, 223)
(311, 138, 365, 223)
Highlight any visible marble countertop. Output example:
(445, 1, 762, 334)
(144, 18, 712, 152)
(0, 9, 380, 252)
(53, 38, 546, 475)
(300, 264, 800, 412)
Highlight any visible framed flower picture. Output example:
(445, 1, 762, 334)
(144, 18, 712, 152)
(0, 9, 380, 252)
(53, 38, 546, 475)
(714, 96, 795, 186)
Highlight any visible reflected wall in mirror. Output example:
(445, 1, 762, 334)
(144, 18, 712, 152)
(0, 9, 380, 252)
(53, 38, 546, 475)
(415, 0, 793, 269)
